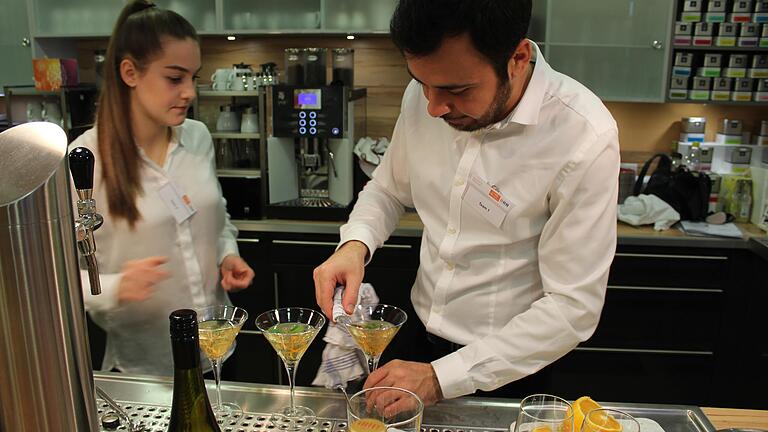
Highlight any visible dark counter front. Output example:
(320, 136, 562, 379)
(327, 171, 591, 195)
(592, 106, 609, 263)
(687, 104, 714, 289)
(87, 217, 768, 410)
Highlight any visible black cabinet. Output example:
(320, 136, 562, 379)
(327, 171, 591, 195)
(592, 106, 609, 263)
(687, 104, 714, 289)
(550, 244, 759, 408)
(214, 229, 766, 409)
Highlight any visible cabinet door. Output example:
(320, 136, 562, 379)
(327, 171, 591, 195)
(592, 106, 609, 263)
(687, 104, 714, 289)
(224, 237, 281, 384)
(324, 0, 397, 32)
(31, 0, 122, 36)
(549, 349, 715, 405)
(224, 0, 322, 31)
(0, 0, 33, 88)
(272, 263, 329, 387)
(155, 0, 217, 34)
(546, 0, 673, 102)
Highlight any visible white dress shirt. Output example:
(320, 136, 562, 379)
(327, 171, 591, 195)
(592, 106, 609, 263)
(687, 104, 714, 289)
(69, 119, 239, 376)
(339, 42, 620, 399)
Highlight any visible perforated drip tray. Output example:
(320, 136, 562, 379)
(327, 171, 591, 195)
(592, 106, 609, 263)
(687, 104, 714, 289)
(93, 372, 717, 432)
(96, 400, 506, 432)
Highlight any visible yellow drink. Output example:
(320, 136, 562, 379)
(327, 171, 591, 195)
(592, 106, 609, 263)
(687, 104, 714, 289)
(198, 319, 241, 359)
(349, 418, 387, 432)
(347, 320, 399, 358)
(264, 322, 318, 365)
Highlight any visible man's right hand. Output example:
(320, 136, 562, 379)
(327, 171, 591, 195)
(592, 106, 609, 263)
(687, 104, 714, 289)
(117, 256, 170, 304)
(313, 240, 369, 320)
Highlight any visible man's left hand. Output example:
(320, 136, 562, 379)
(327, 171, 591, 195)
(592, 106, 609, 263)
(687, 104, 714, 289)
(364, 360, 444, 414)
(220, 255, 255, 292)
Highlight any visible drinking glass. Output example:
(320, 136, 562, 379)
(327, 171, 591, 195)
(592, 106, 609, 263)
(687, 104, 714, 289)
(196, 305, 249, 418)
(581, 409, 640, 432)
(514, 394, 574, 432)
(340, 304, 407, 373)
(347, 387, 423, 432)
(255, 308, 326, 430)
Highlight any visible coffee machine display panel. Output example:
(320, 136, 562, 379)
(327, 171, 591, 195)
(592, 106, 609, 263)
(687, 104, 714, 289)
(273, 85, 344, 138)
(294, 89, 322, 109)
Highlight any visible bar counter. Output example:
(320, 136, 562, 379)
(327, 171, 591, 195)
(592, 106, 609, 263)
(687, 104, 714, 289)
(93, 372, 768, 432)
(232, 215, 768, 250)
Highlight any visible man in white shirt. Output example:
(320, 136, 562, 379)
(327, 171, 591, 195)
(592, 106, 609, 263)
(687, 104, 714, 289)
(313, 0, 619, 405)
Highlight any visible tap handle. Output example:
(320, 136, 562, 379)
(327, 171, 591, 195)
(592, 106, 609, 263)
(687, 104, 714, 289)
(68, 147, 95, 191)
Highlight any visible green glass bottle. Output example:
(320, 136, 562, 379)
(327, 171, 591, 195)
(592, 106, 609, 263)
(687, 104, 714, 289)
(167, 309, 222, 432)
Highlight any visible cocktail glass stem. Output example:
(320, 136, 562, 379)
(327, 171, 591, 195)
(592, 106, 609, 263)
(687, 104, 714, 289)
(284, 361, 298, 415)
(211, 357, 223, 410)
(366, 355, 380, 374)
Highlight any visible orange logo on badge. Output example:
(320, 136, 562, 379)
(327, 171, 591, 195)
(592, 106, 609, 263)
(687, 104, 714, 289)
(488, 190, 501, 201)
(182, 195, 191, 205)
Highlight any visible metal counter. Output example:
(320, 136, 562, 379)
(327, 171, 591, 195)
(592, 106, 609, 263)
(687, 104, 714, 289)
(94, 372, 716, 432)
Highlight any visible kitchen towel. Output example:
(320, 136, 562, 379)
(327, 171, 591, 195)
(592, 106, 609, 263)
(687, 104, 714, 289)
(312, 283, 379, 389)
(618, 194, 681, 231)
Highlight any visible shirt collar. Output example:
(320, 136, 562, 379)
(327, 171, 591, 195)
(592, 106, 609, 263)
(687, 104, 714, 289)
(136, 124, 185, 169)
(487, 40, 549, 130)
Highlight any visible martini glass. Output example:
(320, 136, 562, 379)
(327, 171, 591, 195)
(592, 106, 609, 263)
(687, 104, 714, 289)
(341, 304, 407, 373)
(196, 305, 248, 418)
(256, 307, 326, 430)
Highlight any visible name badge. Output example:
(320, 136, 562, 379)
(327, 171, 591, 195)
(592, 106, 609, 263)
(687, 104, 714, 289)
(158, 181, 197, 224)
(463, 174, 512, 227)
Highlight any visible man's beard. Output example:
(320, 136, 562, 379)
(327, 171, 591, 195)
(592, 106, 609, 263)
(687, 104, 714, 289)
(443, 80, 512, 132)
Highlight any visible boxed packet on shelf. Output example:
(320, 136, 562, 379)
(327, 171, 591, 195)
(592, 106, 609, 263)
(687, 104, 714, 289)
(32, 58, 79, 91)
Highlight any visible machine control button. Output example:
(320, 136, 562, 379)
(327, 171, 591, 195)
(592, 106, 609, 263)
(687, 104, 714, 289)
(299, 111, 307, 118)
(299, 119, 307, 126)
(299, 127, 307, 134)
(309, 119, 317, 126)
(309, 111, 317, 119)
(331, 127, 340, 135)
(309, 127, 317, 135)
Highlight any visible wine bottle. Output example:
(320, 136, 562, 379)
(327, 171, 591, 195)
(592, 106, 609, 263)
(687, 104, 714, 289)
(167, 309, 222, 432)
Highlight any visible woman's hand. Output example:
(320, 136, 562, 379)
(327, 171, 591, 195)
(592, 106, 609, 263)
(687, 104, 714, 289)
(220, 255, 255, 292)
(117, 256, 170, 304)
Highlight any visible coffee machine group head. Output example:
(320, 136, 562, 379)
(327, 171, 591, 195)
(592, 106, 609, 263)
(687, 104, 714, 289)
(264, 48, 365, 220)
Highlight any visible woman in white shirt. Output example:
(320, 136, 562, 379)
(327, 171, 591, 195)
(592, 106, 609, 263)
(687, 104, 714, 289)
(70, 0, 254, 375)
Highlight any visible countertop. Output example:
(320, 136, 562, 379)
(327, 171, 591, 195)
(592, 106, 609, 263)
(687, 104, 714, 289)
(233, 214, 768, 250)
(701, 407, 768, 430)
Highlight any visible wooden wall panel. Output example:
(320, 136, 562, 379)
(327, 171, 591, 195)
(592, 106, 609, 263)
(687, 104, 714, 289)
(74, 36, 768, 162)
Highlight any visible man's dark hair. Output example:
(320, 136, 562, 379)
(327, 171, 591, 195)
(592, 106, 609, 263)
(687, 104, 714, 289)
(390, 0, 532, 81)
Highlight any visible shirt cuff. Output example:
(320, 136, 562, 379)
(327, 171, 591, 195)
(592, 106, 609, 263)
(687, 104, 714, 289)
(431, 349, 477, 399)
(83, 272, 122, 312)
(338, 225, 378, 265)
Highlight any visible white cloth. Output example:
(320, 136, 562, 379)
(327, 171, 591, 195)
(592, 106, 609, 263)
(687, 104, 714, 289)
(68, 119, 239, 376)
(618, 194, 680, 231)
(355, 137, 391, 178)
(338, 41, 619, 399)
(313, 283, 379, 388)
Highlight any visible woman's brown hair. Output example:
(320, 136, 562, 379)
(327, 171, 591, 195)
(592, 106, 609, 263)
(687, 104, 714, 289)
(97, 0, 198, 227)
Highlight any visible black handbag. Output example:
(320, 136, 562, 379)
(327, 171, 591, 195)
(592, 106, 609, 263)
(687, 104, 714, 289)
(632, 153, 711, 221)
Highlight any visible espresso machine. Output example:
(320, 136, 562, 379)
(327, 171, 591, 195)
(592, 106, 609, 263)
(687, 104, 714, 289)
(0, 122, 106, 431)
(263, 48, 366, 220)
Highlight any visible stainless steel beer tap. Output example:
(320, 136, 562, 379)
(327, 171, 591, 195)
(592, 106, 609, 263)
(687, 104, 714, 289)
(68, 147, 104, 295)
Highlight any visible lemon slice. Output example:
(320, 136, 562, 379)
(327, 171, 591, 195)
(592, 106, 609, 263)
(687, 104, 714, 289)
(349, 418, 387, 432)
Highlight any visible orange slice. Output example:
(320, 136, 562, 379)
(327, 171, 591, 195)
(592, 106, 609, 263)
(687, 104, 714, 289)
(573, 396, 601, 432)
